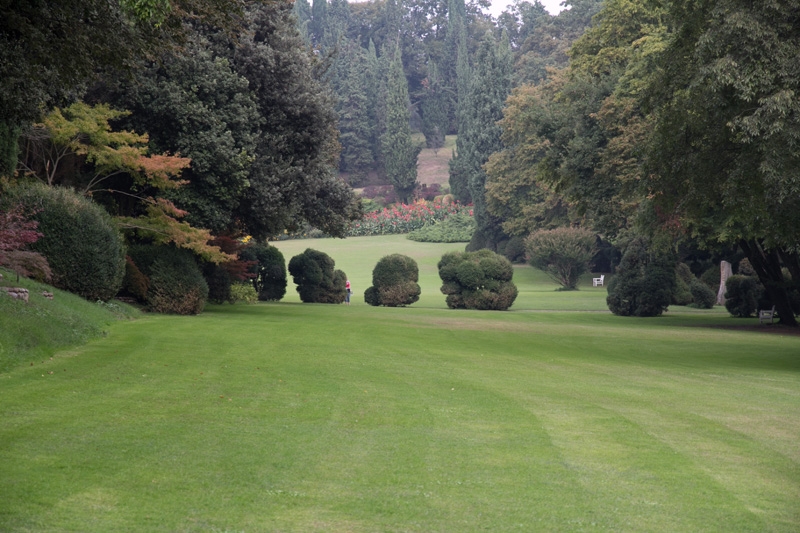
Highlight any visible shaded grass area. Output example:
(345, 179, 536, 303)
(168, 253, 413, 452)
(1, 302, 798, 531)
(0, 267, 139, 372)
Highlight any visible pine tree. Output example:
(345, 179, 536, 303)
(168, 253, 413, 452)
(381, 43, 421, 204)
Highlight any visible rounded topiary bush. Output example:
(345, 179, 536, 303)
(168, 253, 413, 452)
(288, 248, 346, 304)
(240, 243, 287, 301)
(128, 244, 208, 314)
(437, 249, 517, 310)
(606, 238, 676, 317)
(525, 227, 596, 290)
(724, 275, 762, 318)
(690, 278, 716, 309)
(4, 182, 126, 300)
(364, 254, 421, 307)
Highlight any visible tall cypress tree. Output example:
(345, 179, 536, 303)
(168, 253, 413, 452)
(458, 31, 513, 251)
(367, 39, 387, 180)
(292, 0, 312, 42)
(381, 43, 421, 204)
(310, 0, 328, 45)
(420, 60, 448, 152)
(336, 39, 374, 185)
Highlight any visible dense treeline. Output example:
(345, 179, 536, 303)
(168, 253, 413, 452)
(1, 0, 797, 324)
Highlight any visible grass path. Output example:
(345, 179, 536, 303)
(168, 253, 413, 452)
(2, 293, 798, 530)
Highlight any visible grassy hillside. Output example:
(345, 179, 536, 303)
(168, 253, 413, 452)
(0, 267, 138, 373)
(1, 237, 798, 531)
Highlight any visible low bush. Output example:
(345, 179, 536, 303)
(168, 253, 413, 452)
(724, 275, 762, 318)
(525, 227, 596, 290)
(438, 249, 517, 310)
(690, 278, 716, 309)
(288, 248, 347, 304)
(128, 245, 208, 314)
(606, 238, 676, 317)
(406, 211, 475, 243)
(239, 243, 287, 301)
(4, 183, 125, 300)
(364, 254, 421, 307)
(672, 263, 694, 306)
(498, 236, 527, 264)
(230, 282, 258, 304)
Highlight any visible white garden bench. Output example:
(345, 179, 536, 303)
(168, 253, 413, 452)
(593, 274, 605, 287)
(759, 306, 776, 325)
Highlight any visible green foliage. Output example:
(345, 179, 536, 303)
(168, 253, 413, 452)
(365, 254, 421, 307)
(452, 31, 513, 250)
(288, 248, 347, 304)
(122, 256, 149, 301)
(381, 44, 421, 204)
(438, 249, 517, 310)
(498, 236, 527, 264)
(723, 275, 762, 318)
(0, 0, 249, 127)
(643, 0, 800, 324)
(672, 263, 694, 306)
(406, 211, 475, 243)
(333, 39, 375, 185)
(229, 281, 259, 304)
(3, 183, 126, 301)
(0, 122, 19, 178)
(128, 244, 208, 314)
(525, 227, 596, 290)
(203, 263, 233, 305)
(239, 243, 287, 302)
(690, 278, 716, 309)
(606, 238, 676, 317)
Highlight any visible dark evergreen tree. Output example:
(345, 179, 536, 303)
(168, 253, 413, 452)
(233, 3, 357, 239)
(335, 40, 375, 185)
(420, 60, 449, 152)
(310, 0, 328, 45)
(380, 44, 421, 204)
(293, 0, 312, 42)
(365, 39, 384, 174)
(455, 31, 513, 251)
(103, 30, 259, 234)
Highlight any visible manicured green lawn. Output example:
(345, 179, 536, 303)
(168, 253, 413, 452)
(1, 236, 799, 531)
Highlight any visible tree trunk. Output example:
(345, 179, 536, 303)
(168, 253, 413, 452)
(740, 239, 798, 327)
(716, 260, 733, 305)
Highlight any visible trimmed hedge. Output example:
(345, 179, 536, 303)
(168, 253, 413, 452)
(240, 243, 287, 301)
(287, 248, 347, 304)
(438, 249, 517, 310)
(690, 278, 716, 309)
(606, 238, 676, 317)
(128, 244, 208, 314)
(364, 254, 421, 307)
(3, 183, 125, 301)
(724, 275, 762, 318)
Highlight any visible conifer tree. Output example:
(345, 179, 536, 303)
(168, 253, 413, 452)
(420, 61, 449, 152)
(310, 0, 328, 44)
(292, 0, 312, 42)
(336, 40, 374, 185)
(381, 43, 421, 204)
(457, 31, 513, 250)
